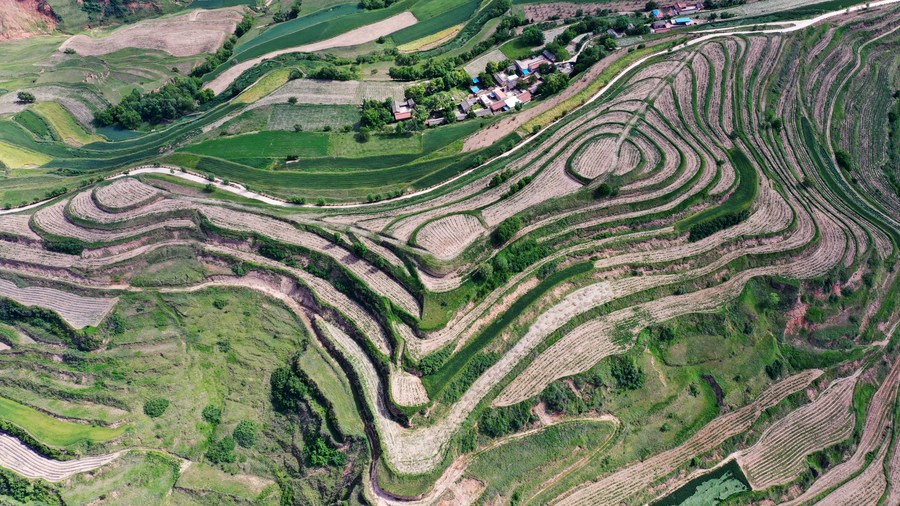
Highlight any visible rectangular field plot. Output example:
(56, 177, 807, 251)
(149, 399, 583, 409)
(267, 104, 360, 131)
(268, 79, 406, 105)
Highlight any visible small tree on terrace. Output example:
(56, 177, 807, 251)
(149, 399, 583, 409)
(16, 92, 35, 104)
(521, 26, 545, 46)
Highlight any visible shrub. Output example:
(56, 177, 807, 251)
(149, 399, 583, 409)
(610, 356, 644, 390)
(479, 401, 535, 437)
(593, 183, 619, 199)
(143, 397, 170, 418)
(233, 420, 258, 447)
(303, 432, 346, 467)
(492, 216, 523, 246)
(206, 436, 236, 464)
(202, 405, 222, 425)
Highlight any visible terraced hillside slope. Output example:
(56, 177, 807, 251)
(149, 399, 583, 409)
(0, 1, 896, 505)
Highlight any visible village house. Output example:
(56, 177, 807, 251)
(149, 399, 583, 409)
(515, 55, 552, 75)
(651, 20, 670, 32)
(392, 98, 415, 121)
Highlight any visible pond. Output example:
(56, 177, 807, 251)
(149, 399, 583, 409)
(652, 459, 750, 506)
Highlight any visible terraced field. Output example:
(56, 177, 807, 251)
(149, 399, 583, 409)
(0, 1, 897, 505)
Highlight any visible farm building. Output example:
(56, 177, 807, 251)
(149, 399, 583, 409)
(651, 21, 670, 32)
(392, 98, 416, 121)
(672, 2, 703, 14)
(493, 72, 519, 90)
(650, 9, 662, 17)
(674, 17, 693, 25)
(515, 55, 552, 75)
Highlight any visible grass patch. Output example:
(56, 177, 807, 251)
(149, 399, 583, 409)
(183, 130, 330, 163)
(175, 462, 278, 502)
(468, 420, 617, 502)
(298, 343, 366, 436)
(675, 148, 758, 238)
(61, 452, 179, 505)
(499, 37, 537, 60)
(0, 396, 126, 448)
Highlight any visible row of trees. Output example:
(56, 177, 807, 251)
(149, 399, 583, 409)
(94, 77, 213, 129)
(360, 0, 397, 9)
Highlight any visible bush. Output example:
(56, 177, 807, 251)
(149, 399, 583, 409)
(492, 216, 523, 246)
(143, 397, 170, 418)
(479, 401, 535, 437)
(610, 356, 644, 390)
(303, 432, 346, 467)
(233, 420, 258, 448)
(593, 183, 619, 199)
(835, 149, 853, 172)
(202, 405, 222, 425)
(206, 436, 236, 464)
(687, 210, 749, 241)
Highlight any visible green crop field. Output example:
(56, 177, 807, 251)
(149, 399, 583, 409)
(0, 396, 126, 448)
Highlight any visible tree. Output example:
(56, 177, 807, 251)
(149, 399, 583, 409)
(235, 14, 253, 37)
(143, 397, 170, 418)
(202, 405, 222, 425)
(270, 366, 308, 412)
(645, 1, 659, 11)
(233, 420, 258, 448)
(288, 96, 298, 104)
(537, 72, 569, 96)
(16, 92, 35, 104)
(521, 26, 545, 46)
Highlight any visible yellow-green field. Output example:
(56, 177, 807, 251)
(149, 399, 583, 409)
(32, 102, 103, 146)
(398, 24, 464, 52)
(0, 140, 52, 169)
(234, 68, 293, 104)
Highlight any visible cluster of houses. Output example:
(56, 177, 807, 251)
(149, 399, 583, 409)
(393, 52, 564, 126)
(648, 2, 704, 32)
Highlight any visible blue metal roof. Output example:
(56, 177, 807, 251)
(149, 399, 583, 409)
(470, 86, 480, 93)
(651, 9, 661, 16)
(521, 68, 530, 75)
(675, 17, 691, 23)
(473, 77, 479, 83)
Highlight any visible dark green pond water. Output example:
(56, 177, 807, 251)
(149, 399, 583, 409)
(652, 459, 751, 506)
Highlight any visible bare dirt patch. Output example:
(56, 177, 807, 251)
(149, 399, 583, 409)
(60, 7, 245, 57)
